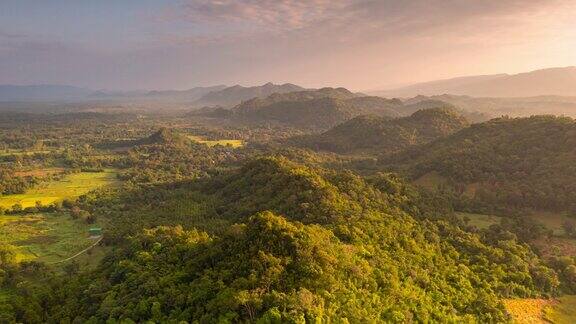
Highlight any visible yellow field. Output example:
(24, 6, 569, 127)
(0, 170, 118, 209)
(187, 135, 244, 148)
(504, 298, 554, 323)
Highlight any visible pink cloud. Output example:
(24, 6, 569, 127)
(169, 0, 349, 32)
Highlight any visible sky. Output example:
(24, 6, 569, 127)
(0, 0, 574, 91)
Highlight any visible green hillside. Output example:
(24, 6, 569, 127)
(386, 115, 576, 212)
(294, 107, 468, 154)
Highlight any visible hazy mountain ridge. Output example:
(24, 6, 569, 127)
(376, 67, 576, 97)
(0, 85, 92, 102)
(195, 82, 306, 107)
(406, 94, 576, 118)
(92, 85, 227, 101)
(0, 84, 228, 103)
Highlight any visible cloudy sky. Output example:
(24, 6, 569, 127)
(0, 0, 574, 91)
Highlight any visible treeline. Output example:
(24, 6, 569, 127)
(0, 170, 39, 195)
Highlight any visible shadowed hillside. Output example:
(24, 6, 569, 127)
(292, 107, 468, 154)
(386, 115, 576, 212)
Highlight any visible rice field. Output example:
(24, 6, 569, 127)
(0, 170, 119, 209)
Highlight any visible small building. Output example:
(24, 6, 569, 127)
(89, 227, 103, 237)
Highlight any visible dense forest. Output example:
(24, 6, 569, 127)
(291, 107, 468, 154)
(383, 115, 576, 213)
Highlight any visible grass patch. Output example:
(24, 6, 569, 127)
(59, 245, 111, 271)
(412, 171, 449, 190)
(0, 213, 99, 263)
(529, 211, 575, 236)
(187, 135, 244, 148)
(456, 212, 502, 229)
(544, 295, 576, 324)
(0, 169, 119, 209)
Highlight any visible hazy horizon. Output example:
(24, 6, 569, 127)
(1, 0, 575, 91)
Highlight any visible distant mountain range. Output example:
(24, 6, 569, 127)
(0, 83, 307, 105)
(0, 85, 92, 102)
(194, 82, 306, 107)
(0, 84, 228, 103)
(91, 85, 227, 102)
(374, 67, 576, 97)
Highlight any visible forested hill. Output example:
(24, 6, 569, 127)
(135, 128, 190, 146)
(292, 107, 468, 154)
(386, 115, 576, 212)
(16, 157, 562, 322)
(98, 128, 192, 149)
(228, 87, 403, 129)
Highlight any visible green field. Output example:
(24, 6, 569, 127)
(0, 170, 118, 209)
(457, 211, 576, 235)
(456, 212, 502, 229)
(0, 213, 99, 263)
(187, 135, 244, 148)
